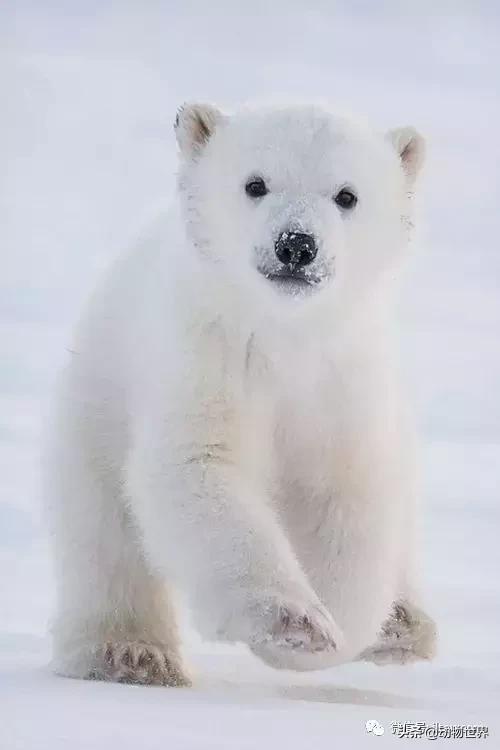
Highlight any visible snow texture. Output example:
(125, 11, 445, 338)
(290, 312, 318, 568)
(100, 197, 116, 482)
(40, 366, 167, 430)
(1, 2, 499, 747)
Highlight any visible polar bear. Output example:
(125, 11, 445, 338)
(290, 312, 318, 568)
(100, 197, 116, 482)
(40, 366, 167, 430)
(47, 102, 436, 686)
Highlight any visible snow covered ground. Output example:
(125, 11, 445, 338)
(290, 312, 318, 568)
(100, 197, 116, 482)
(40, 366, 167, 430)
(1, 2, 499, 747)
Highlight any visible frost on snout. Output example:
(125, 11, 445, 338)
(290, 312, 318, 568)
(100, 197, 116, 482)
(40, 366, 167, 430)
(275, 231, 317, 269)
(252, 196, 335, 294)
(254, 228, 334, 294)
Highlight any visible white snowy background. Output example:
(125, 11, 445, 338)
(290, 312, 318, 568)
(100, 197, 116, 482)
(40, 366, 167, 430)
(1, 2, 499, 747)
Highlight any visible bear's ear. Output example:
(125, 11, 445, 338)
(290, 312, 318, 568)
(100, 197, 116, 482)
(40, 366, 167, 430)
(386, 126, 425, 185)
(174, 102, 224, 158)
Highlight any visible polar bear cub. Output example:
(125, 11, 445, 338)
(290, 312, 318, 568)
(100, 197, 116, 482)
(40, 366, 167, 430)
(48, 102, 436, 686)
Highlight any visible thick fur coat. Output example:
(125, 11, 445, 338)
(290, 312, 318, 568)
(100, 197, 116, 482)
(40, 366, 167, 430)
(48, 102, 436, 685)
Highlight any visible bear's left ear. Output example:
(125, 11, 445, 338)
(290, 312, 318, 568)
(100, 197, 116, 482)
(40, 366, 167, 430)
(174, 102, 225, 158)
(386, 126, 425, 185)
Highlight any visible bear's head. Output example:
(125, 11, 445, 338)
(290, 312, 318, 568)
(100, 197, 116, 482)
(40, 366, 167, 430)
(174, 102, 424, 310)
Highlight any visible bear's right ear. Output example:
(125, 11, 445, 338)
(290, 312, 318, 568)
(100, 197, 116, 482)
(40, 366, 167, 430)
(174, 102, 224, 158)
(386, 126, 425, 186)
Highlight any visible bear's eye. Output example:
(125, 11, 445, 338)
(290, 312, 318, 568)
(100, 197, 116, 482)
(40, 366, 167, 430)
(245, 177, 268, 198)
(334, 188, 357, 210)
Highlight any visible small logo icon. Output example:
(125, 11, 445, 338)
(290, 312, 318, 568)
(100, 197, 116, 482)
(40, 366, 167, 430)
(366, 719, 385, 736)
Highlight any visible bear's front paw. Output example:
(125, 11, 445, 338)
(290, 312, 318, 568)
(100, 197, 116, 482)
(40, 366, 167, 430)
(87, 641, 191, 687)
(358, 601, 437, 666)
(249, 595, 344, 671)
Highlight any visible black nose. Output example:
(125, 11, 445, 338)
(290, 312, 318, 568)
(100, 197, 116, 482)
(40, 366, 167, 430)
(275, 231, 317, 268)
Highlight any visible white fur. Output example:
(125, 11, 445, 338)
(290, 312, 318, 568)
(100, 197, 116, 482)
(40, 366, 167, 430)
(47, 102, 432, 681)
